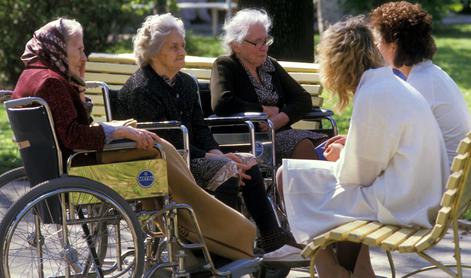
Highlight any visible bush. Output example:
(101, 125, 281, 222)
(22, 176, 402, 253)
(343, 0, 455, 22)
(0, 0, 148, 87)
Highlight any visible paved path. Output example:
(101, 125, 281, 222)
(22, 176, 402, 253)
(287, 228, 471, 277)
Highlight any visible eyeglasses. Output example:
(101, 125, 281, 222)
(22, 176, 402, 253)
(243, 35, 274, 48)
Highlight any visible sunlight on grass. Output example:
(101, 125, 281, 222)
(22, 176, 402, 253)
(0, 106, 21, 173)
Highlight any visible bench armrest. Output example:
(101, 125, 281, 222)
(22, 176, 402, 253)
(303, 108, 334, 120)
(205, 112, 268, 125)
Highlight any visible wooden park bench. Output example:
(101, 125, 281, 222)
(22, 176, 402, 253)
(84, 52, 329, 132)
(301, 132, 471, 278)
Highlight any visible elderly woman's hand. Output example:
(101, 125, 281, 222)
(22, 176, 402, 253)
(113, 126, 161, 150)
(262, 105, 279, 118)
(206, 150, 252, 185)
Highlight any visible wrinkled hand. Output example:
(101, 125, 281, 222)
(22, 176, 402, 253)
(224, 152, 251, 185)
(115, 126, 160, 150)
(262, 105, 279, 118)
(324, 142, 343, 162)
(205, 151, 252, 185)
(259, 112, 289, 132)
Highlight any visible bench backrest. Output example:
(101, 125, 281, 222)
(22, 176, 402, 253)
(84, 53, 324, 122)
(414, 132, 471, 252)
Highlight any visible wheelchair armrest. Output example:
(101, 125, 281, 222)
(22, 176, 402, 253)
(102, 139, 138, 151)
(137, 121, 182, 130)
(303, 108, 334, 120)
(205, 112, 268, 125)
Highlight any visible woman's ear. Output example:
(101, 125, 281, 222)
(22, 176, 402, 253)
(231, 42, 241, 54)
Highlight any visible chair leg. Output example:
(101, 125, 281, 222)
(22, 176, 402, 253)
(453, 220, 463, 278)
(386, 251, 396, 278)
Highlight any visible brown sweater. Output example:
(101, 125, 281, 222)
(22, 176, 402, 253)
(13, 61, 105, 156)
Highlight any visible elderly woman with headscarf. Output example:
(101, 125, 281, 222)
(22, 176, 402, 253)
(13, 17, 258, 262)
(116, 13, 301, 260)
(210, 9, 328, 163)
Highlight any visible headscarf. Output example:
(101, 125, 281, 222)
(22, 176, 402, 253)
(21, 18, 86, 87)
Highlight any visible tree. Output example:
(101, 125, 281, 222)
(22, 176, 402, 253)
(238, 0, 315, 62)
(0, 0, 144, 87)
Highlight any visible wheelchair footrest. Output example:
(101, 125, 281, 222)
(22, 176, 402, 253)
(218, 257, 262, 278)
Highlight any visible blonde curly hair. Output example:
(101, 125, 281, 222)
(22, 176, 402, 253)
(317, 16, 383, 111)
(133, 13, 185, 67)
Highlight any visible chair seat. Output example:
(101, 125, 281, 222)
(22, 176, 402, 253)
(301, 220, 438, 259)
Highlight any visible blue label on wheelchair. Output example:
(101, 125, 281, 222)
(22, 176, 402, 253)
(137, 170, 154, 188)
(255, 141, 264, 157)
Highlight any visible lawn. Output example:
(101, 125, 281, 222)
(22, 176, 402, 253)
(0, 23, 470, 216)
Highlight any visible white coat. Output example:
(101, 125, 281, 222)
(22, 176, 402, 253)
(407, 60, 471, 164)
(282, 67, 449, 244)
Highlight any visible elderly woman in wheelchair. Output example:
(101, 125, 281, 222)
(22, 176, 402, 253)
(1, 17, 262, 278)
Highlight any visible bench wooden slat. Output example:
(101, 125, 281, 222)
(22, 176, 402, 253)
(380, 227, 417, 251)
(87, 62, 138, 75)
(456, 137, 471, 155)
(309, 230, 333, 251)
(446, 171, 462, 190)
(85, 72, 130, 85)
(440, 188, 459, 207)
(346, 222, 383, 242)
(88, 53, 321, 73)
(397, 229, 430, 253)
(329, 220, 369, 240)
(181, 68, 212, 79)
(435, 206, 452, 226)
(87, 94, 103, 104)
(415, 224, 445, 252)
(88, 53, 136, 64)
(91, 106, 106, 118)
(451, 153, 470, 172)
(303, 84, 322, 96)
(287, 72, 320, 84)
(363, 225, 400, 246)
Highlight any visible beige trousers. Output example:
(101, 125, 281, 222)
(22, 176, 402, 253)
(159, 139, 256, 260)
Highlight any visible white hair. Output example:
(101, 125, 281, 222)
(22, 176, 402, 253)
(133, 13, 185, 67)
(61, 18, 83, 42)
(222, 9, 272, 54)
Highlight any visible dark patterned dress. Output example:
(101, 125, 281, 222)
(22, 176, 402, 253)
(116, 66, 256, 191)
(239, 58, 327, 163)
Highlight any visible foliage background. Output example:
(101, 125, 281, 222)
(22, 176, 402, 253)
(0, 0, 152, 88)
(343, 0, 455, 21)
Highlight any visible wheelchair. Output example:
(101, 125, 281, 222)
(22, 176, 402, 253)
(0, 96, 262, 277)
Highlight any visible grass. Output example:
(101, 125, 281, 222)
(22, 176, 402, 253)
(0, 106, 21, 173)
(0, 23, 470, 217)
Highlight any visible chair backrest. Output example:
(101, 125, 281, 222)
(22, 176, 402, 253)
(414, 131, 471, 251)
(4, 97, 62, 186)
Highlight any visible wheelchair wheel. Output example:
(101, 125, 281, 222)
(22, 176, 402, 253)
(0, 166, 29, 218)
(0, 176, 144, 278)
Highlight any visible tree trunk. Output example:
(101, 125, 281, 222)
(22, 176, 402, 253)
(238, 0, 314, 62)
(316, 0, 345, 33)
